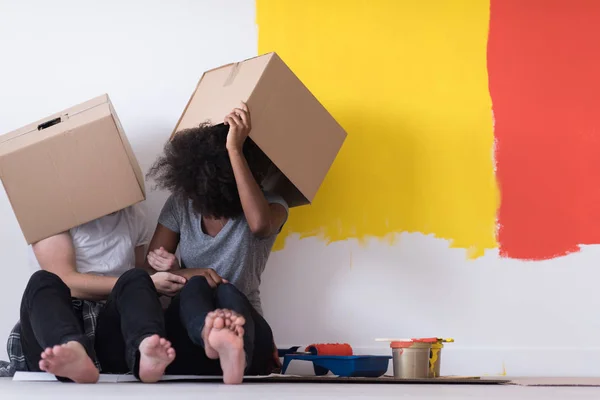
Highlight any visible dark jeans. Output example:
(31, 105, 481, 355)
(19, 269, 165, 379)
(165, 276, 275, 376)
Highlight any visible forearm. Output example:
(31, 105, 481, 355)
(60, 271, 118, 301)
(228, 148, 271, 234)
(135, 245, 155, 275)
(138, 261, 158, 275)
(172, 268, 204, 280)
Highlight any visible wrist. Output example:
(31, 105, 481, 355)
(227, 145, 243, 156)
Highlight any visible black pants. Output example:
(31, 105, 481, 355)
(165, 276, 275, 376)
(19, 269, 165, 379)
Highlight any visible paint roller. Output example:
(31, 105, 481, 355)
(305, 343, 353, 356)
(277, 343, 354, 358)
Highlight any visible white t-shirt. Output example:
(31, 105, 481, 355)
(30, 204, 150, 277)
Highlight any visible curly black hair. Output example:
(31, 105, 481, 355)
(147, 123, 273, 219)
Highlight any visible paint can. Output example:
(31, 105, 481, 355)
(390, 341, 431, 379)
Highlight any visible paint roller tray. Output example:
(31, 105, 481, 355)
(282, 354, 391, 378)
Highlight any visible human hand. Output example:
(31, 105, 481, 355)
(225, 101, 251, 152)
(147, 247, 180, 272)
(195, 268, 229, 289)
(151, 272, 186, 296)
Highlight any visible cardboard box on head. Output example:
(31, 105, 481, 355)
(172, 52, 347, 208)
(0, 94, 145, 244)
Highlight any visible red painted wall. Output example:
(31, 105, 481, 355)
(489, 0, 600, 260)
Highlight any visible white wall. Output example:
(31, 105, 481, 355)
(264, 236, 600, 377)
(1, 0, 599, 378)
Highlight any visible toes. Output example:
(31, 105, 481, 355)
(149, 334, 160, 346)
(231, 315, 245, 326)
(167, 348, 176, 359)
(205, 312, 215, 327)
(213, 316, 225, 330)
(41, 348, 51, 359)
(235, 326, 245, 337)
(39, 360, 48, 371)
(160, 339, 172, 350)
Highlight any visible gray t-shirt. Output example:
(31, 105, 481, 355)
(158, 193, 288, 315)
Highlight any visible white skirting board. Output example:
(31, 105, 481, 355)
(348, 346, 600, 377)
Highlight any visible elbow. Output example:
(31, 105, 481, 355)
(249, 219, 271, 238)
(52, 271, 81, 297)
(58, 271, 78, 289)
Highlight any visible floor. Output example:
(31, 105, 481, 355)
(1, 378, 600, 400)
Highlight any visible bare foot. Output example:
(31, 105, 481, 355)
(38, 341, 99, 383)
(201, 310, 245, 360)
(203, 309, 246, 385)
(138, 334, 176, 383)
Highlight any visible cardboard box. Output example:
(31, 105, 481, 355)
(0, 94, 145, 244)
(172, 52, 347, 207)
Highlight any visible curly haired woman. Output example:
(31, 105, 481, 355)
(146, 102, 288, 384)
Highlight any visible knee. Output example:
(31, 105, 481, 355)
(114, 268, 152, 289)
(215, 282, 240, 298)
(181, 276, 214, 296)
(23, 270, 69, 303)
(26, 270, 66, 292)
(185, 275, 211, 289)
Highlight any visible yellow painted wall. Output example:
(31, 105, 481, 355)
(257, 0, 498, 257)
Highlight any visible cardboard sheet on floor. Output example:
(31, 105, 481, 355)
(12, 372, 508, 384)
(508, 377, 600, 387)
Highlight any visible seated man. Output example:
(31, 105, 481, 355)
(0, 204, 185, 383)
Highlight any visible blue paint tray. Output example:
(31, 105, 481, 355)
(281, 354, 391, 378)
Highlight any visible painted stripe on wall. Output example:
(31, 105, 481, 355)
(489, 0, 600, 260)
(257, 0, 498, 257)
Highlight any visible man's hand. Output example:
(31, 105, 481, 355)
(147, 247, 181, 272)
(225, 102, 251, 152)
(152, 272, 186, 296)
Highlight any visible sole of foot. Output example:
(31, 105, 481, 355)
(203, 309, 246, 385)
(138, 334, 176, 383)
(39, 341, 99, 384)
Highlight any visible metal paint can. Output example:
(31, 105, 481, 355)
(391, 341, 431, 379)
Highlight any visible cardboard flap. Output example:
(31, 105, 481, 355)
(0, 95, 109, 143)
(173, 53, 274, 134)
(0, 103, 112, 157)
